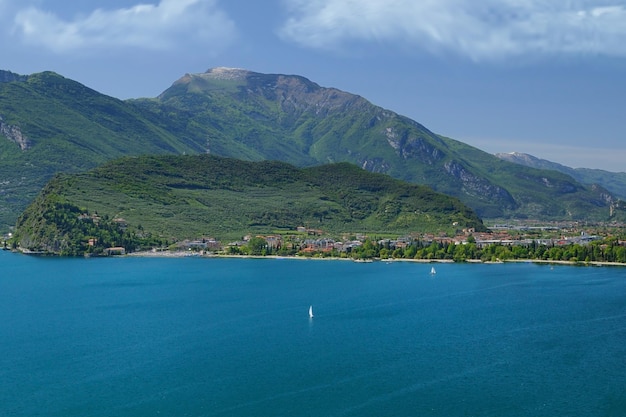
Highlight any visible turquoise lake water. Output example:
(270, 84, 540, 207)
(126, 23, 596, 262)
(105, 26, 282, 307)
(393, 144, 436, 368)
(1, 250, 625, 416)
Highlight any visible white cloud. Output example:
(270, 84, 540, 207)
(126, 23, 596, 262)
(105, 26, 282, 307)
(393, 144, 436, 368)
(279, 0, 626, 60)
(12, 0, 237, 53)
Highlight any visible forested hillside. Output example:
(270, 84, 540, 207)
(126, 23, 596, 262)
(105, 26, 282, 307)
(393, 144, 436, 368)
(13, 154, 485, 255)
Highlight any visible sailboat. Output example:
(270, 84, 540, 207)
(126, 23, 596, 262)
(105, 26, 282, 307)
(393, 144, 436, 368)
(309, 305, 314, 318)
(430, 266, 436, 275)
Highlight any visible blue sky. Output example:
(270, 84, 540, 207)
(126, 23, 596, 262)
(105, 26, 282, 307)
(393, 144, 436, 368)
(2, 0, 625, 172)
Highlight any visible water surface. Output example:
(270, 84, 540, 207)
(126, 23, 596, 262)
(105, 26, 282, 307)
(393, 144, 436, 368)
(1, 251, 625, 416)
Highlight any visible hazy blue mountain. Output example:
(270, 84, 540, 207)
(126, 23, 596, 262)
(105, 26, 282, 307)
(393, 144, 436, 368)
(496, 152, 626, 200)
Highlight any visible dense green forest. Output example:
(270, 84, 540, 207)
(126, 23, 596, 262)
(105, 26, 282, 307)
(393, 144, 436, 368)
(11, 154, 486, 255)
(9, 200, 166, 256)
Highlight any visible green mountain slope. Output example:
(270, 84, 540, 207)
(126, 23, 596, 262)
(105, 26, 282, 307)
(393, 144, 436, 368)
(12, 154, 485, 255)
(0, 71, 199, 230)
(131, 68, 621, 221)
(2, 68, 624, 232)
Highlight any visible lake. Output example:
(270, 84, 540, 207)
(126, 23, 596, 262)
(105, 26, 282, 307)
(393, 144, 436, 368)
(1, 250, 625, 416)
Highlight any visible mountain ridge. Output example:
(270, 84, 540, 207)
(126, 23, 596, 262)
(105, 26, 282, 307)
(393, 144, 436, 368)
(1, 67, 625, 232)
(0, 70, 28, 83)
(141, 69, 519, 211)
(496, 152, 626, 199)
(137, 67, 619, 219)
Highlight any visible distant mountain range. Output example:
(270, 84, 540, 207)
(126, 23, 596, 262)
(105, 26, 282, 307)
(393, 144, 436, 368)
(1, 67, 624, 232)
(495, 152, 626, 200)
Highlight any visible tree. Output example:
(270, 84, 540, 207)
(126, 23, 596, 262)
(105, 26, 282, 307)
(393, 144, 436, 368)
(247, 237, 267, 256)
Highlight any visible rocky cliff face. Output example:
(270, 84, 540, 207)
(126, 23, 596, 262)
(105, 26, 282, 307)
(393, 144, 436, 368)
(385, 125, 444, 164)
(0, 72, 32, 150)
(0, 70, 28, 83)
(443, 160, 517, 208)
(0, 116, 30, 150)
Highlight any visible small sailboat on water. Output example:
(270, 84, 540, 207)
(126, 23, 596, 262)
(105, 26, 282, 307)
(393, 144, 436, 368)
(309, 305, 314, 318)
(430, 266, 436, 275)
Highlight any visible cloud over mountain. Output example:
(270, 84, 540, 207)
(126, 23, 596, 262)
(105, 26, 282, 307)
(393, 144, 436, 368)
(12, 0, 237, 53)
(279, 0, 626, 59)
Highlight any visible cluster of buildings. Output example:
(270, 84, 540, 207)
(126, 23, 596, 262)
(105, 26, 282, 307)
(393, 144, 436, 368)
(175, 224, 612, 255)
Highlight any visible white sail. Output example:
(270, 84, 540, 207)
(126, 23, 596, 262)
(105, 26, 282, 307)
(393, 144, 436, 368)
(431, 266, 436, 275)
(309, 305, 314, 318)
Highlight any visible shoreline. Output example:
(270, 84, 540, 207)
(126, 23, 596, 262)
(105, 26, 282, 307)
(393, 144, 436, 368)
(123, 250, 626, 267)
(8, 247, 625, 267)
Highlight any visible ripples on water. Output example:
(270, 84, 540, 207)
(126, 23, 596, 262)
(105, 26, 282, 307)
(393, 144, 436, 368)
(1, 252, 625, 416)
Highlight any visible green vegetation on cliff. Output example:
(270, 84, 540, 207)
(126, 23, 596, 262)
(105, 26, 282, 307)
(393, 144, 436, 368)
(12, 154, 485, 255)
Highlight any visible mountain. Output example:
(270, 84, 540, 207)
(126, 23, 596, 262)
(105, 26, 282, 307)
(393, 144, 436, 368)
(0, 70, 202, 230)
(0, 70, 28, 83)
(496, 152, 626, 200)
(12, 154, 485, 255)
(1, 68, 624, 232)
(131, 67, 622, 220)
